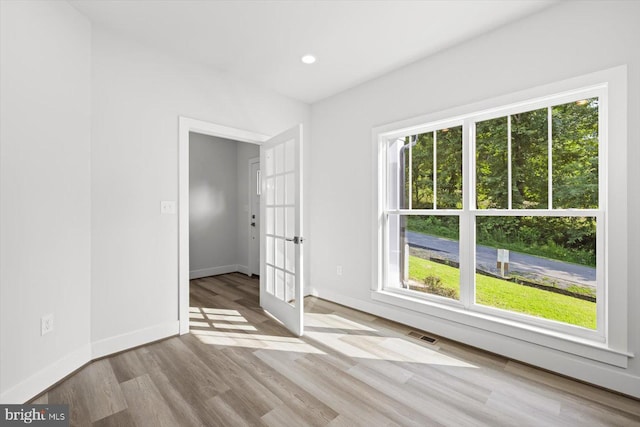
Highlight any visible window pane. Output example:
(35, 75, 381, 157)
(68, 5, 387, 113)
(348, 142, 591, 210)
(476, 117, 508, 209)
(389, 128, 462, 211)
(266, 265, 274, 294)
(552, 98, 599, 209)
(404, 137, 411, 209)
(275, 268, 285, 300)
(285, 273, 295, 305)
(436, 126, 463, 209)
(387, 138, 410, 210)
(275, 143, 284, 174)
(412, 133, 434, 209)
(475, 216, 596, 329)
(388, 215, 460, 301)
(275, 175, 284, 205)
(511, 108, 548, 209)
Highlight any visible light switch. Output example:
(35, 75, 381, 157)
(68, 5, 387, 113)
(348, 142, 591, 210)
(161, 201, 177, 214)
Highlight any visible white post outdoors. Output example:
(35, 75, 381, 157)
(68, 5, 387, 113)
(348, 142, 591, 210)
(497, 249, 510, 277)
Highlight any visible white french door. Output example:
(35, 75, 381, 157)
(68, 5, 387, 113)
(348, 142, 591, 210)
(260, 124, 304, 336)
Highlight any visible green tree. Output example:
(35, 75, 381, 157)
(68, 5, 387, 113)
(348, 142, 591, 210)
(408, 98, 599, 266)
(436, 126, 463, 209)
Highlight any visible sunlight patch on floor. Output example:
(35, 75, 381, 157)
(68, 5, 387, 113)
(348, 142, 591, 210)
(199, 307, 241, 316)
(190, 305, 474, 366)
(190, 305, 323, 353)
(190, 312, 249, 322)
(191, 329, 324, 353)
(211, 322, 257, 331)
(189, 320, 211, 328)
(306, 331, 476, 367)
(304, 312, 476, 368)
(305, 313, 377, 331)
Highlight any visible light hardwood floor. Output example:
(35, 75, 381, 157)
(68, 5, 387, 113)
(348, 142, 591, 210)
(34, 273, 640, 426)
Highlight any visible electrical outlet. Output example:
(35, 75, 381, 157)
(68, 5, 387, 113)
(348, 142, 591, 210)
(41, 314, 54, 336)
(336, 265, 343, 276)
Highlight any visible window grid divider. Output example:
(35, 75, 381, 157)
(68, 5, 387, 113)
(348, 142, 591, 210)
(408, 137, 413, 210)
(507, 115, 512, 209)
(433, 130, 437, 210)
(459, 119, 474, 308)
(548, 106, 553, 209)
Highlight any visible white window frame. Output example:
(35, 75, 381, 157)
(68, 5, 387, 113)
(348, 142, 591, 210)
(372, 66, 631, 367)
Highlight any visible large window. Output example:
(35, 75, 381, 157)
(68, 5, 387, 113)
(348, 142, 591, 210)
(381, 87, 606, 341)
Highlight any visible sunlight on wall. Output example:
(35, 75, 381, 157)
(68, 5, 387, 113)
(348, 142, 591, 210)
(190, 184, 226, 223)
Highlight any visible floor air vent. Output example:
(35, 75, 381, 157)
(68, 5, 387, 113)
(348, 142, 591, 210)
(408, 331, 438, 344)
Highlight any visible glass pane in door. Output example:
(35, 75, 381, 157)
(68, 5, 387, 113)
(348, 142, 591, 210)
(263, 139, 297, 306)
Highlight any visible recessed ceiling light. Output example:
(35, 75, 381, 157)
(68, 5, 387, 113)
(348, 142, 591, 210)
(301, 54, 316, 64)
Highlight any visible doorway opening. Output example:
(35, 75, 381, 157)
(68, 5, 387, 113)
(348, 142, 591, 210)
(178, 118, 305, 337)
(188, 132, 260, 280)
(178, 118, 268, 335)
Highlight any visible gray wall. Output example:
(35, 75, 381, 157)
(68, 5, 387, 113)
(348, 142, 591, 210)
(189, 133, 259, 277)
(189, 133, 238, 275)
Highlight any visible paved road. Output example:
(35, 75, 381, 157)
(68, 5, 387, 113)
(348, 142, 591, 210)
(406, 231, 596, 288)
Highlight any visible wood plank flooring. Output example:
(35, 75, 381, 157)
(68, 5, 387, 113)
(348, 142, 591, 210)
(36, 273, 640, 426)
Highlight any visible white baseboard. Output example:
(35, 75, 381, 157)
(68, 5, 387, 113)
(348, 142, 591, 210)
(92, 321, 179, 359)
(1, 321, 180, 403)
(236, 264, 251, 276)
(0, 344, 91, 404)
(190, 265, 243, 279)
(314, 288, 640, 399)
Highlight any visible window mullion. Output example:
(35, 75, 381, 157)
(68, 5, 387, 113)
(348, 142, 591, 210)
(433, 130, 437, 210)
(408, 137, 412, 210)
(548, 106, 553, 209)
(507, 115, 512, 210)
(596, 210, 605, 340)
(459, 119, 473, 308)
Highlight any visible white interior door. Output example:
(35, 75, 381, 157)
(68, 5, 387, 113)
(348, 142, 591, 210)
(249, 159, 260, 276)
(260, 124, 303, 336)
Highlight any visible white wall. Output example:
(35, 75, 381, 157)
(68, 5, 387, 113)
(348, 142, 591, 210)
(309, 1, 640, 397)
(236, 142, 260, 271)
(0, 0, 92, 402)
(90, 26, 310, 351)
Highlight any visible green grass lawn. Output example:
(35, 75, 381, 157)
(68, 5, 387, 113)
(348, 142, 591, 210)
(408, 256, 596, 329)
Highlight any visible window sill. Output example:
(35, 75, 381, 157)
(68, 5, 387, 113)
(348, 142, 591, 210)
(371, 289, 633, 368)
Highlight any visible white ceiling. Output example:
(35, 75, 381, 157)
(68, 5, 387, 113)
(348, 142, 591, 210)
(70, 0, 555, 104)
